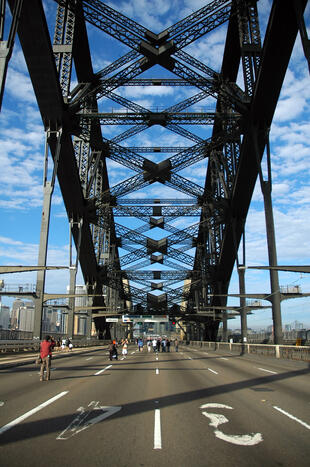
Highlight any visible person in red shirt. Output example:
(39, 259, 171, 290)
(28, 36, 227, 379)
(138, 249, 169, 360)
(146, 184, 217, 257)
(40, 335, 52, 381)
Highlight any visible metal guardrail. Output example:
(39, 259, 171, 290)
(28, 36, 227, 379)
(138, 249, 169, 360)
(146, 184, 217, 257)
(190, 341, 310, 362)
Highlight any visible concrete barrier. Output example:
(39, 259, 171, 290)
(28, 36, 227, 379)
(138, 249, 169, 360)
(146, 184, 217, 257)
(189, 340, 310, 361)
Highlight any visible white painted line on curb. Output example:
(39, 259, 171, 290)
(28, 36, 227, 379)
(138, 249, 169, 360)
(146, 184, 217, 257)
(156, 368, 159, 375)
(94, 365, 112, 376)
(257, 367, 277, 374)
(208, 368, 218, 374)
(0, 391, 68, 436)
(273, 406, 310, 430)
(154, 409, 162, 449)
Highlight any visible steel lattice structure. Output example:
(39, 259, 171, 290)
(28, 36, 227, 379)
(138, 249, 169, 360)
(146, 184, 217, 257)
(1, 0, 309, 340)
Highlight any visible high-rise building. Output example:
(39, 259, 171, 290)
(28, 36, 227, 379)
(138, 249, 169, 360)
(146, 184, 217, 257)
(0, 304, 10, 330)
(18, 303, 35, 332)
(11, 299, 25, 330)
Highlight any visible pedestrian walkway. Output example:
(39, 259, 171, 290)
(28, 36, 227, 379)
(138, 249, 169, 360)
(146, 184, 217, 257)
(0, 345, 107, 369)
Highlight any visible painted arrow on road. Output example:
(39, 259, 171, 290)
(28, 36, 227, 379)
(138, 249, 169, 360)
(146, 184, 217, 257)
(57, 401, 121, 440)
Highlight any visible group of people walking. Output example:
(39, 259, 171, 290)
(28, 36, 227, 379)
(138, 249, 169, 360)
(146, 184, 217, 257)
(137, 337, 179, 353)
(38, 334, 179, 381)
(109, 338, 128, 360)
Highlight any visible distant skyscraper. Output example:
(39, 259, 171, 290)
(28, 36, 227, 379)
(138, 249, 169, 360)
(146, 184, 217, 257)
(18, 303, 35, 332)
(11, 299, 25, 330)
(0, 304, 10, 330)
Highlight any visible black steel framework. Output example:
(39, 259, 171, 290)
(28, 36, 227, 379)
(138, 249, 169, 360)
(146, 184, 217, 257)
(1, 0, 309, 341)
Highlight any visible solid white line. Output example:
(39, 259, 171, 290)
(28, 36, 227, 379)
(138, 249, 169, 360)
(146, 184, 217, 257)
(94, 364, 112, 375)
(208, 368, 218, 374)
(0, 391, 68, 436)
(273, 406, 310, 430)
(154, 409, 162, 449)
(257, 367, 277, 374)
(156, 368, 159, 375)
(85, 357, 93, 361)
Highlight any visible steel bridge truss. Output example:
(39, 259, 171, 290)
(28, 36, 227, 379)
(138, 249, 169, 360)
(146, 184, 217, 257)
(2, 0, 308, 339)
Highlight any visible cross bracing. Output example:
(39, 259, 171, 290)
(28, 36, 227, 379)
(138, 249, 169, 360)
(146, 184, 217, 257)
(2, 0, 308, 341)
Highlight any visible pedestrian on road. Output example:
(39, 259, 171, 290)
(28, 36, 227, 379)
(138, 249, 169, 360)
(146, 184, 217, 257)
(166, 339, 171, 352)
(109, 341, 118, 360)
(122, 339, 128, 358)
(39, 335, 52, 381)
(138, 338, 143, 352)
(174, 338, 179, 352)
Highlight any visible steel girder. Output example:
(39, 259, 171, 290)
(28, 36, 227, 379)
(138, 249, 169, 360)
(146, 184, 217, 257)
(6, 0, 307, 335)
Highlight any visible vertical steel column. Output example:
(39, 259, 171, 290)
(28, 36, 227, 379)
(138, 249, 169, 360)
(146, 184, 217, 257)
(222, 311, 228, 342)
(0, 0, 23, 110)
(67, 218, 83, 339)
(238, 234, 247, 343)
(252, 128, 283, 344)
(33, 129, 62, 339)
(238, 266, 247, 342)
(293, 0, 310, 73)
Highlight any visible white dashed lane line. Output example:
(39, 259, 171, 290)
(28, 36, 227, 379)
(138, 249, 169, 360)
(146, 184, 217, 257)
(154, 409, 162, 449)
(94, 364, 112, 376)
(273, 406, 310, 430)
(0, 391, 68, 435)
(257, 367, 278, 374)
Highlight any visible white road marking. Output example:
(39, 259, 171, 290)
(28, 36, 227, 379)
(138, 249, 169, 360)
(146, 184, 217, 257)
(0, 391, 68, 436)
(200, 403, 263, 446)
(0, 402, 4, 407)
(273, 406, 310, 430)
(156, 356, 159, 361)
(57, 402, 122, 440)
(85, 357, 93, 361)
(154, 409, 162, 449)
(94, 364, 112, 375)
(131, 352, 135, 355)
(208, 368, 218, 374)
(220, 357, 228, 360)
(187, 356, 192, 360)
(257, 367, 277, 374)
(156, 368, 159, 375)
(204, 352, 209, 355)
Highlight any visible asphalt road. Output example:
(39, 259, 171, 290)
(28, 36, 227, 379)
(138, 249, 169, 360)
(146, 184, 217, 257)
(0, 344, 309, 467)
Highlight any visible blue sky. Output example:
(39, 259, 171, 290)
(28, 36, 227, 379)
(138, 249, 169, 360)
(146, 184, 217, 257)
(0, 0, 309, 330)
